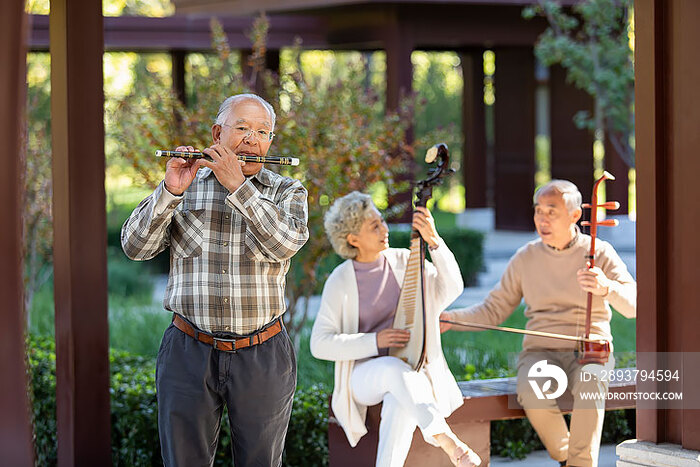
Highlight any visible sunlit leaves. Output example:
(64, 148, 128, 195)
(524, 0, 635, 167)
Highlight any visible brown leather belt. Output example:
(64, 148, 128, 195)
(173, 314, 283, 351)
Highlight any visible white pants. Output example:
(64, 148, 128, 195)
(351, 356, 450, 467)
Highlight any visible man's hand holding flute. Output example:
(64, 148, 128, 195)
(163, 145, 203, 196)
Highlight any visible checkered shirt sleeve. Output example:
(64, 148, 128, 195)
(121, 168, 309, 334)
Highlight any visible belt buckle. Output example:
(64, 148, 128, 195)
(213, 336, 238, 352)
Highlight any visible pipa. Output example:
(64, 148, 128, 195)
(389, 143, 455, 371)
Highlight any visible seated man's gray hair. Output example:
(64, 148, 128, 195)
(324, 191, 376, 260)
(215, 93, 276, 129)
(533, 179, 582, 214)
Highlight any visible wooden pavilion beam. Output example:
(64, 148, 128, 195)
(30, 14, 328, 52)
(319, 4, 548, 49)
(171, 0, 583, 19)
(50, 0, 111, 464)
(0, 2, 34, 464)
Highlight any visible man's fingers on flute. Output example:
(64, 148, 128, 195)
(203, 147, 221, 161)
(198, 159, 214, 171)
(212, 143, 235, 159)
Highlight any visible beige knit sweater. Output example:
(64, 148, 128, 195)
(450, 234, 636, 351)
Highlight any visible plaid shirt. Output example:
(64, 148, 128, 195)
(121, 167, 309, 334)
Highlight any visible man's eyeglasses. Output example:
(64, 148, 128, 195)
(220, 124, 275, 142)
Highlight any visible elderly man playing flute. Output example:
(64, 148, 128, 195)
(122, 93, 308, 466)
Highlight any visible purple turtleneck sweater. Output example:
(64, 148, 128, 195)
(353, 255, 401, 357)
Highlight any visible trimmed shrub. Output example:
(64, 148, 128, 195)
(389, 227, 484, 286)
(27, 336, 57, 466)
(301, 226, 485, 296)
(27, 336, 329, 466)
(283, 384, 329, 467)
(27, 336, 631, 464)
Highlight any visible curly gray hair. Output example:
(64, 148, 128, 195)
(533, 179, 582, 214)
(324, 191, 377, 260)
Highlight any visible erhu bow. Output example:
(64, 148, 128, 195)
(390, 143, 455, 371)
(440, 172, 621, 365)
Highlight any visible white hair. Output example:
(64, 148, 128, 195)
(324, 192, 377, 260)
(533, 179, 582, 214)
(215, 93, 276, 129)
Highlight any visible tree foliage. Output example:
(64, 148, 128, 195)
(110, 15, 427, 343)
(23, 54, 53, 316)
(523, 0, 635, 167)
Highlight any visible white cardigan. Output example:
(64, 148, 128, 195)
(310, 239, 465, 446)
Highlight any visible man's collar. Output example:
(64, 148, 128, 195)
(197, 167, 273, 187)
(545, 225, 581, 251)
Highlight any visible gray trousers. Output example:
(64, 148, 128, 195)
(156, 320, 297, 467)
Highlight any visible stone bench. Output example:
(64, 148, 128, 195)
(328, 370, 636, 466)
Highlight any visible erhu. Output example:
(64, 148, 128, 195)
(576, 171, 619, 364)
(155, 150, 300, 166)
(390, 143, 455, 371)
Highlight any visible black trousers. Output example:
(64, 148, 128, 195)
(155, 320, 297, 467)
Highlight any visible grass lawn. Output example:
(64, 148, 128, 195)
(295, 303, 637, 388)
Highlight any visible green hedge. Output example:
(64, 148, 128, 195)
(389, 228, 484, 286)
(27, 336, 328, 467)
(304, 227, 485, 295)
(28, 336, 633, 464)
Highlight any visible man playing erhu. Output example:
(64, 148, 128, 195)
(442, 180, 636, 467)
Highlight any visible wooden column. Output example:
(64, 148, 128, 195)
(493, 47, 535, 231)
(241, 48, 280, 97)
(171, 49, 186, 105)
(385, 16, 415, 222)
(460, 50, 488, 208)
(0, 2, 34, 464)
(385, 23, 413, 113)
(50, 0, 111, 464)
(636, 0, 700, 449)
(604, 137, 629, 214)
(549, 65, 594, 194)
